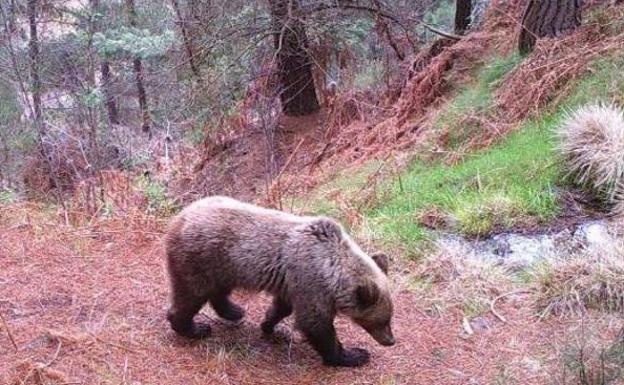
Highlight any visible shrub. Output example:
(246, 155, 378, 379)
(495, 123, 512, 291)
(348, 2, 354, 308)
(557, 103, 624, 214)
(531, 237, 624, 317)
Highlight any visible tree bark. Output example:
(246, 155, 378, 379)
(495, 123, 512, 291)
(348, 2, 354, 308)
(518, 0, 582, 54)
(170, 0, 202, 80)
(27, 0, 42, 126)
(90, 0, 119, 125)
(454, 0, 472, 35)
(126, 0, 150, 134)
(100, 61, 119, 125)
(269, 0, 320, 116)
(6, 0, 16, 32)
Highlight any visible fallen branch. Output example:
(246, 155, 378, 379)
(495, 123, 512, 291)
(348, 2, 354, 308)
(490, 289, 534, 323)
(423, 23, 462, 41)
(0, 310, 18, 351)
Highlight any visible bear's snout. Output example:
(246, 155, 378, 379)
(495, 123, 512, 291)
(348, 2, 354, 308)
(367, 323, 395, 346)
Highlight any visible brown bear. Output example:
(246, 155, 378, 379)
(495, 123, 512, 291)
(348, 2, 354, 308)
(165, 196, 395, 367)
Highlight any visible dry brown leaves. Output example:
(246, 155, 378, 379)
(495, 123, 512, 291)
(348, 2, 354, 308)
(497, 9, 624, 123)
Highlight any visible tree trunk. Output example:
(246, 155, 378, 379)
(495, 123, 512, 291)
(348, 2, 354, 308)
(170, 0, 201, 80)
(7, 0, 16, 32)
(269, 0, 320, 116)
(518, 0, 582, 54)
(126, 0, 150, 134)
(90, 0, 119, 126)
(454, 0, 472, 35)
(27, 0, 42, 126)
(85, 0, 100, 151)
(100, 61, 119, 125)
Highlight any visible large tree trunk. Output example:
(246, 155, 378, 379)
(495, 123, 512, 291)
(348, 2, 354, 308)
(518, 0, 582, 54)
(454, 0, 472, 35)
(126, 0, 151, 134)
(27, 0, 42, 126)
(170, 0, 201, 80)
(269, 0, 320, 116)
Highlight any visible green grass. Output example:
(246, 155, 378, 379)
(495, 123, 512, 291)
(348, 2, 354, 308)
(434, 53, 523, 150)
(300, 50, 624, 258)
(294, 160, 384, 219)
(368, 117, 561, 255)
(368, 51, 624, 256)
(561, 54, 624, 108)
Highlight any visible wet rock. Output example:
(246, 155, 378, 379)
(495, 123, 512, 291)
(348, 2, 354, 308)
(470, 316, 492, 332)
(574, 221, 611, 249)
(437, 219, 615, 268)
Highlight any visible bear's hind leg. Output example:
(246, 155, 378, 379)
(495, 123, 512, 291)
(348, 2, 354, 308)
(261, 297, 292, 334)
(209, 290, 245, 322)
(167, 284, 211, 339)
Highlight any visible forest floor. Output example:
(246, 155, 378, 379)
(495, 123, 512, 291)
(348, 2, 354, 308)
(1, 204, 623, 385)
(3, 3, 624, 385)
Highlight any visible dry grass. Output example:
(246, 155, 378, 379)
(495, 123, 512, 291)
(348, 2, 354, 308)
(531, 229, 624, 318)
(557, 103, 624, 214)
(551, 317, 624, 385)
(497, 4, 624, 124)
(409, 241, 514, 318)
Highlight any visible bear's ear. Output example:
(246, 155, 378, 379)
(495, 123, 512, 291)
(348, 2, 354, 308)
(308, 218, 342, 242)
(355, 283, 380, 310)
(371, 253, 389, 275)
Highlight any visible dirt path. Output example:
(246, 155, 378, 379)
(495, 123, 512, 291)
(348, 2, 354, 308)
(0, 211, 620, 385)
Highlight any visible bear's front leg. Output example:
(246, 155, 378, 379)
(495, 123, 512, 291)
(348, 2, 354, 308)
(295, 312, 370, 367)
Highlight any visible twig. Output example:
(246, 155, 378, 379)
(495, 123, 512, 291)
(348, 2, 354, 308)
(423, 23, 462, 41)
(45, 340, 63, 367)
(0, 310, 18, 351)
(462, 317, 474, 335)
(490, 289, 534, 323)
(88, 332, 140, 354)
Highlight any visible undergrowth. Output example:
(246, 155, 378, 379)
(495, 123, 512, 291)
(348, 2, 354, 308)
(368, 117, 560, 256)
(434, 53, 523, 151)
(368, 50, 624, 257)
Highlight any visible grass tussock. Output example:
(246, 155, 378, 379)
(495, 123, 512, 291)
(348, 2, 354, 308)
(409, 241, 513, 317)
(556, 322, 624, 385)
(530, 237, 624, 317)
(557, 103, 624, 214)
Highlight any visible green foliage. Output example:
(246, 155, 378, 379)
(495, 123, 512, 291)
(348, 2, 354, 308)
(135, 175, 177, 215)
(423, 0, 455, 38)
(93, 28, 176, 59)
(308, 16, 374, 58)
(0, 188, 18, 204)
(0, 78, 20, 129)
(353, 59, 385, 90)
(121, 151, 151, 170)
(368, 51, 624, 253)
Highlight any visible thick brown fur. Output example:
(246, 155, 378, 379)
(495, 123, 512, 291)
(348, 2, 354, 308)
(165, 196, 395, 367)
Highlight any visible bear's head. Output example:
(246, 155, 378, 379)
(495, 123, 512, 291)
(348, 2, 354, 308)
(308, 218, 395, 346)
(349, 260, 395, 347)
